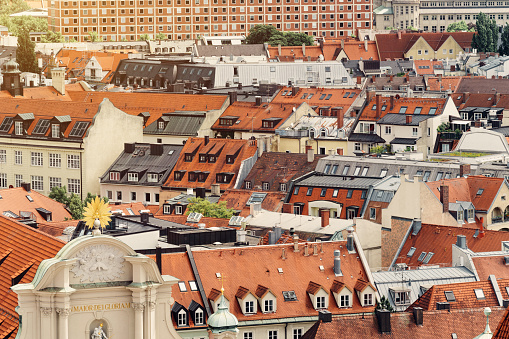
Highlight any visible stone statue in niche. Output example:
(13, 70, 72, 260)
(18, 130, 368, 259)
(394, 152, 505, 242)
(71, 244, 125, 283)
(91, 323, 108, 339)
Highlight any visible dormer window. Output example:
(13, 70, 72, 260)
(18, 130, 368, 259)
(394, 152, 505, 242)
(198, 172, 209, 182)
(194, 309, 204, 325)
(174, 170, 185, 181)
(175, 205, 183, 215)
(457, 209, 464, 222)
(188, 171, 197, 182)
(390, 288, 410, 306)
(52, 124, 60, 138)
(208, 155, 216, 163)
(128, 172, 138, 182)
(147, 173, 158, 182)
(163, 204, 171, 214)
(468, 209, 474, 220)
(216, 173, 233, 184)
(245, 181, 252, 189)
(307, 282, 329, 310)
(261, 118, 282, 129)
(264, 299, 274, 313)
(363, 293, 373, 306)
(199, 154, 207, 162)
(245, 300, 254, 313)
(15, 121, 23, 135)
(177, 309, 187, 326)
(219, 116, 239, 126)
(110, 172, 120, 181)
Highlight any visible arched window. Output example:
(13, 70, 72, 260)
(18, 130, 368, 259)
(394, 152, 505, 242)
(309, 128, 316, 139)
(319, 128, 327, 138)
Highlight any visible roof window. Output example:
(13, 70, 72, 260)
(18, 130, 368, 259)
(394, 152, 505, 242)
(69, 121, 90, 137)
(0, 117, 13, 132)
(189, 281, 198, 291)
(178, 281, 187, 292)
(32, 119, 50, 135)
(343, 92, 350, 98)
(429, 107, 437, 115)
(319, 94, 326, 100)
(325, 94, 332, 100)
(282, 290, 298, 301)
(477, 189, 484, 195)
(407, 247, 416, 257)
(26, 195, 33, 202)
(444, 291, 456, 302)
(474, 289, 485, 300)
(417, 252, 427, 262)
(399, 106, 408, 113)
(414, 107, 422, 114)
(422, 252, 434, 264)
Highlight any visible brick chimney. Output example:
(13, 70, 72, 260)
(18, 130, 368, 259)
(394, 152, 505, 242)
(320, 209, 330, 228)
(440, 185, 449, 213)
(306, 145, 314, 163)
(371, 75, 376, 83)
(397, 31, 402, 39)
(405, 73, 410, 83)
(390, 96, 395, 111)
(406, 115, 412, 124)
(337, 107, 344, 129)
(357, 76, 362, 85)
(389, 75, 393, 82)
(459, 164, 470, 177)
(474, 120, 482, 127)
(367, 90, 376, 102)
(282, 203, 292, 213)
(376, 94, 381, 120)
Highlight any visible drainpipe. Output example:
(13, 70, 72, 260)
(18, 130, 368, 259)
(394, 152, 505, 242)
(285, 322, 288, 339)
(80, 142, 83, 201)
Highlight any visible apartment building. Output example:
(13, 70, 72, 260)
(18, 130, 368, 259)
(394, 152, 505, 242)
(47, 0, 373, 42)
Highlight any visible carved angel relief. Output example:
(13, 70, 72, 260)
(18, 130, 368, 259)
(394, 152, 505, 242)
(71, 245, 125, 283)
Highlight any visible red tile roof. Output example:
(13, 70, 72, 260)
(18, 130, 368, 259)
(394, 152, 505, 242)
(426, 76, 464, 92)
(37, 219, 80, 237)
(394, 224, 509, 269)
(267, 45, 324, 61)
(163, 137, 258, 191)
(407, 279, 509, 311)
(300, 307, 506, 339)
(158, 241, 375, 326)
(218, 189, 286, 217)
(335, 40, 379, 61)
(109, 202, 148, 215)
(375, 32, 474, 60)
(0, 83, 87, 101)
(360, 95, 447, 122)
(0, 215, 65, 339)
(211, 101, 303, 133)
(493, 307, 509, 339)
(426, 176, 504, 212)
(0, 187, 71, 224)
(271, 87, 360, 113)
(472, 256, 509, 281)
(414, 60, 443, 75)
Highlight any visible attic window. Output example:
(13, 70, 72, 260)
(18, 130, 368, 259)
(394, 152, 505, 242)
(407, 247, 416, 257)
(307, 94, 314, 99)
(32, 119, 50, 134)
(428, 107, 437, 115)
(178, 281, 187, 292)
(319, 94, 326, 100)
(26, 195, 34, 202)
(301, 93, 308, 99)
(474, 289, 485, 300)
(381, 105, 387, 111)
(444, 291, 456, 302)
(69, 121, 90, 137)
(414, 107, 422, 114)
(343, 92, 350, 98)
(417, 252, 427, 262)
(477, 189, 484, 195)
(399, 106, 408, 113)
(0, 117, 13, 132)
(349, 92, 355, 98)
(282, 290, 297, 301)
(422, 252, 434, 264)
(325, 94, 332, 100)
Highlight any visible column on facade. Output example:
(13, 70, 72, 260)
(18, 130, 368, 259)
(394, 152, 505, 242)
(56, 307, 70, 339)
(133, 302, 145, 339)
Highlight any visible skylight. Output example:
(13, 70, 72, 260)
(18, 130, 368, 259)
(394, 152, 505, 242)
(282, 291, 298, 301)
(69, 121, 90, 137)
(247, 192, 267, 205)
(429, 107, 438, 115)
(0, 117, 13, 132)
(477, 189, 484, 195)
(414, 107, 422, 114)
(126, 208, 134, 215)
(474, 289, 485, 300)
(32, 119, 50, 135)
(319, 94, 326, 100)
(423, 252, 434, 264)
(189, 281, 198, 291)
(343, 92, 350, 98)
(417, 252, 427, 262)
(178, 281, 187, 292)
(26, 195, 33, 202)
(325, 94, 332, 100)
(444, 291, 456, 302)
(399, 106, 408, 114)
(407, 247, 416, 257)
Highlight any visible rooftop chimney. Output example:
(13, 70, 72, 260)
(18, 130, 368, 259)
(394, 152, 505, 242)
(51, 67, 66, 96)
(405, 73, 410, 83)
(413, 307, 423, 326)
(268, 231, 276, 245)
(364, 39, 368, 52)
(229, 91, 237, 103)
(141, 212, 149, 225)
(341, 39, 345, 49)
(460, 164, 471, 177)
(211, 183, 221, 196)
(124, 143, 135, 153)
(292, 86, 299, 96)
(156, 246, 162, 273)
(406, 115, 412, 124)
(282, 203, 292, 214)
(204, 135, 210, 145)
(320, 209, 330, 228)
(357, 76, 362, 85)
(293, 234, 300, 252)
(333, 249, 342, 275)
(390, 95, 395, 111)
(150, 143, 163, 156)
(440, 185, 449, 213)
(318, 310, 332, 323)
(346, 226, 355, 252)
(397, 31, 402, 39)
(304, 243, 309, 256)
(456, 234, 467, 249)
(21, 182, 30, 192)
(390, 75, 394, 82)
(337, 107, 344, 129)
(376, 94, 381, 120)
(376, 309, 391, 334)
(306, 145, 314, 163)
(196, 187, 206, 199)
(290, 227, 295, 236)
(313, 243, 318, 256)
(302, 43, 306, 57)
(255, 96, 262, 106)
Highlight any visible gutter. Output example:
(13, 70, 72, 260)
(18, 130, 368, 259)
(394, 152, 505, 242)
(185, 245, 212, 317)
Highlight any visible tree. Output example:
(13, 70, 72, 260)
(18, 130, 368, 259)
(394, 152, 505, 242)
(447, 21, 474, 32)
(16, 27, 38, 73)
(0, 16, 48, 36)
(68, 193, 84, 220)
(88, 31, 100, 42)
(246, 24, 279, 44)
(0, 0, 30, 17)
(376, 296, 394, 312)
(490, 19, 499, 52)
(284, 31, 314, 46)
(267, 33, 288, 47)
(41, 30, 65, 43)
(139, 34, 151, 41)
(472, 12, 498, 53)
(186, 197, 236, 219)
(155, 32, 166, 40)
(49, 186, 70, 205)
(499, 24, 509, 55)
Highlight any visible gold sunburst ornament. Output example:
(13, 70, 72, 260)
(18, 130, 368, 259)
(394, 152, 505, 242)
(83, 197, 112, 236)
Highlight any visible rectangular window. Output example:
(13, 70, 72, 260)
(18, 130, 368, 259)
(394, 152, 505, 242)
(67, 154, 80, 169)
(31, 152, 43, 166)
(293, 329, 303, 339)
(49, 177, 62, 190)
(340, 294, 350, 307)
(110, 172, 120, 181)
(269, 330, 278, 339)
(15, 121, 23, 135)
(244, 333, 254, 339)
(0, 173, 6, 188)
(0, 150, 6, 163)
(15, 174, 22, 187)
(128, 173, 138, 182)
(316, 296, 326, 308)
(68, 179, 80, 194)
(245, 301, 254, 313)
(147, 173, 159, 182)
(363, 293, 373, 306)
(264, 299, 274, 312)
(31, 175, 43, 191)
(370, 208, 376, 220)
(49, 153, 61, 168)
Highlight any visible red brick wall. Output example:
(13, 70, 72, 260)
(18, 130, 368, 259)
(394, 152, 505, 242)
(381, 217, 413, 268)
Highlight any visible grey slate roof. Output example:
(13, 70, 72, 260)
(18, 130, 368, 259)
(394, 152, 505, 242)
(195, 44, 267, 58)
(348, 133, 386, 143)
(100, 143, 183, 186)
(144, 112, 206, 136)
(390, 137, 418, 145)
(296, 175, 381, 189)
(377, 114, 432, 126)
(373, 266, 476, 312)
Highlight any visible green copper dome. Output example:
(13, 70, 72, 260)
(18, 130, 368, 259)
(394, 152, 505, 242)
(207, 293, 238, 334)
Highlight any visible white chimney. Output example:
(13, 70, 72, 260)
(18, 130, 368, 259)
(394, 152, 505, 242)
(51, 67, 66, 96)
(250, 203, 262, 216)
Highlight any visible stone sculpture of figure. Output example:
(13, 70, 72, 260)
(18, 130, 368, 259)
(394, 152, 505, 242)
(91, 324, 108, 339)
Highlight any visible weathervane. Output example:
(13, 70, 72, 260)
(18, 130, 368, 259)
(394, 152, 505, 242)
(83, 197, 112, 236)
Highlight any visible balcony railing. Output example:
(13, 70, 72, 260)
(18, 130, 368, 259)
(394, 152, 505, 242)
(492, 216, 503, 224)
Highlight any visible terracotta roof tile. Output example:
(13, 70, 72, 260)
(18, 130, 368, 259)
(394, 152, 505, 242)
(426, 76, 464, 92)
(395, 224, 509, 269)
(307, 281, 322, 294)
(472, 256, 509, 281)
(163, 137, 258, 191)
(414, 60, 443, 75)
(330, 280, 347, 293)
(493, 307, 509, 339)
(456, 78, 509, 94)
(354, 278, 374, 292)
(426, 176, 504, 212)
(37, 219, 80, 237)
(336, 40, 379, 61)
(218, 189, 286, 215)
(360, 95, 447, 122)
(271, 87, 360, 113)
(301, 307, 506, 339)
(235, 286, 250, 299)
(255, 284, 270, 298)
(0, 215, 65, 338)
(0, 187, 71, 224)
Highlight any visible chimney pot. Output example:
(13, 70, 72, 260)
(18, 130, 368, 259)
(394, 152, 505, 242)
(390, 96, 395, 111)
(376, 95, 381, 120)
(346, 226, 355, 252)
(304, 243, 309, 256)
(293, 235, 300, 252)
(306, 146, 314, 163)
(337, 107, 344, 129)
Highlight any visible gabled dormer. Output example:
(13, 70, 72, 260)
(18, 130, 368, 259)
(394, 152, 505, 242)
(13, 113, 34, 136)
(188, 300, 206, 326)
(209, 288, 230, 313)
(157, 115, 170, 131)
(354, 278, 376, 307)
(218, 116, 239, 126)
(330, 280, 353, 308)
(184, 141, 202, 162)
(171, 302, 189, 327)
(208, 144, 224, 163)
(138, 111, 150, 126)
(255, 284, 277, 314)
(226, 144, 243, 164)
(307, 281, 329, 310)
(236, 286, 258, 315)
(50, 115, 71, 139)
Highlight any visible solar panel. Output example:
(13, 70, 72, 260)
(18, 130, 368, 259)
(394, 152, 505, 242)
(32, 119, 50, 135)
(69, 121, 90, 137)
(0, 117, 13, 132)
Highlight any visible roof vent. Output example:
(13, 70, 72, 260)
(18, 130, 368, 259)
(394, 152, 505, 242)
(333, 250, 342, 276)
(318, 310, 332, 323)
(456, 235, 467, 250)
(436, 302, 451, 310)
